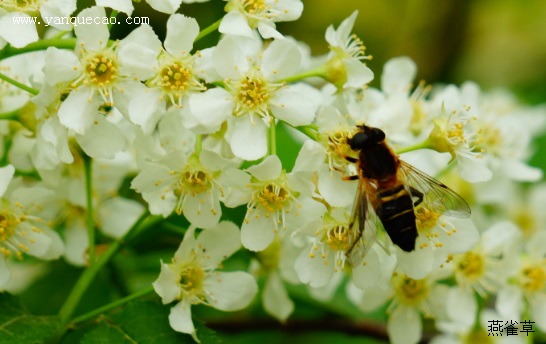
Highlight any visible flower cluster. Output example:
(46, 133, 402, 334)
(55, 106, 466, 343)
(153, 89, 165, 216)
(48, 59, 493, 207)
(1, 1, 545, 343)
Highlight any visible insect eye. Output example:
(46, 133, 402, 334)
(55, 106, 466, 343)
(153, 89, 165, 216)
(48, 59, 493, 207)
(349, 132, 369, 150)
(371, 128, 385, 141)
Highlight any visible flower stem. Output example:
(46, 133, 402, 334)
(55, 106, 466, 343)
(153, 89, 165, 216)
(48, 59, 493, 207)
(278, 65, 327, 84)
(289, 124, 319, 141)
(0, 109, 19, 121)
(195, 18, 222, 42)
(83, 154, 95, 264)
(0, 38, 77, 60)
(70, 286, 154, 325)
(395, 139, 433, 154)
(269, 119, 277, 155)
(108, 10, 119, 31)
(0, 72, 39, 95)
(57, 211, 151, 328)
(195, 134, 202, 155)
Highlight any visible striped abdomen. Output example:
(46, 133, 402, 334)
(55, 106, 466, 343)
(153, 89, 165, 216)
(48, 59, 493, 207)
(374, 184, 417, 252)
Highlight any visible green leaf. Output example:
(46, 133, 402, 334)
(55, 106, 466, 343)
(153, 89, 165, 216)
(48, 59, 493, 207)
(0, 293, 60, 344)
(80, 300, 221, 344)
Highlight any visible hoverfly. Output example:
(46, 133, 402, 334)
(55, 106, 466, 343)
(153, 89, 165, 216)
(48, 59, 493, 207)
(341, 124, 471, 263)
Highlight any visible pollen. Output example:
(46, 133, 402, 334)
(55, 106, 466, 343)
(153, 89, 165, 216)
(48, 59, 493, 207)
(256, 184, 291, 213)
(393, 275, 429, 306)
(236, 75, 270, 113)
(177, 264, 206, 303)
(521, 264, 546, 292)
(456, 251, 485, 281)
(84, 53, 118, 88)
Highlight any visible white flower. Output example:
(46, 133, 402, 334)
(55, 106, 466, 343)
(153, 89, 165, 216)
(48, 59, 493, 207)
(127, 14, 206, 134)
(294, 206, 390, 290)
(188, 35, 318, 160)
(0, 165, 64, 289)
(38, 154, 144, 266)
(496, 230, 546, 332)
(235, 155, 314, 251)
(0, 0, 76, 48)
(132, 149, 238, 228)
(219, 0, 303, 39)
(153, 222, 258, 341)
(443, 222, 521, 329)
(42, 6, 154, 135)
(393, 206, 479, 280)
(348, 270, 449, 344)
(426, 84, 492, 183)
(324, 11, 374, 90)
(250, 237, 301, 322)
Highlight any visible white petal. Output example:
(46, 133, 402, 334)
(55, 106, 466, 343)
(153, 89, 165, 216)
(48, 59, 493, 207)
(197, 221, 241, 267)
(229, 117, 268, 161)
(351, 246, 381, 290)
(96, 0, 134, 15)
(457, 154, 492, 183)
(0, 13, 39, 48)
(257, 22, 283, 40)
(294, 248, 334, 288)
(530, 294, 546, 332)
(146, 0, 183, 14)
(63, 219, 88, 266)
(439, 217, 479, 253)
(446, 288, 476, 327)
(496, 285, 523, 321)
(387, 306, 422, 344)
(75, 117, 127, 159)
(38, 228, 64, 260)
(204, 271, 258, 311)
(263, 272, 294, 322)
(213, 35, 258, 78)
(270, 85, 317, 126)
(292, 139, 326, 173)
(503, 158, 543, 182)
(317, 167, 357, 207)
(381, 57, 417, 96)
(0, 256, 11, 289)
(153, 262, 181, 304)
(246, 155, 282, 182)
(0, 165, 15, 198)
(43, 47, 80, 85)
(99, 198, 145, 238)
(183, 191, 221, 229)
(344, 58, 374, 88)
(241, 210, 275, 251)
(168, 301, 197, 339)
(188, 88, 233, 133)
(128, 88, 165, 133)
(261, 39, 301, 81)
(75, 7, 109, 50)
(118, 42, 159, 80)
(165, 14, 199, 55)
(219, 11, 254, 39)
(395, 246, 434, 280)
(270, 0, 303, 21)
(58, 89, 98, 134)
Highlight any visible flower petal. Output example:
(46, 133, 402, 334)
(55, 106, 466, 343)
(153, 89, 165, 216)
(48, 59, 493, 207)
(153, 262, 181, 304)
(165, 14, 199, 55)
(261, 39, 301, 81)
(168, 300, 197, 340)
(96, 0, 134, 15)
(146, 0, 183, 14)
(229, 116, 268, 161)
(246, 155, 282, 182)
(0, 13, 39, 48)
(241, 209, 275, 251)
(0, 165, 15, 198)
(263, 272, 294, 322)
(204, 271, 258, 311)
(196, 221, 241, 267)
(75, 116, 127, 159)
(387, 306, 422, 344)
(75, 7, 109, 50)
(219, 11, 254, 39)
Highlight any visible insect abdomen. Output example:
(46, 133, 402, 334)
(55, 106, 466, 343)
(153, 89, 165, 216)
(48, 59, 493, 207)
(375, 185, 417, 252)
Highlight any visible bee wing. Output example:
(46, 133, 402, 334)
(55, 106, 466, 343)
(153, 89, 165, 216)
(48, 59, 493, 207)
(398, 160, 471, 217)
(346, 180, 378, 266)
